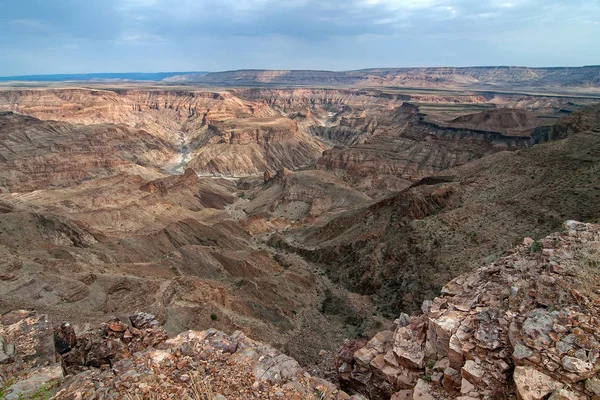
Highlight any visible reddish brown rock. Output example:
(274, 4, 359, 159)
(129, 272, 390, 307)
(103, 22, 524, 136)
(263, 169, 273, 182)
(54, 322, 77, 354)
(337, 222, 600, 400)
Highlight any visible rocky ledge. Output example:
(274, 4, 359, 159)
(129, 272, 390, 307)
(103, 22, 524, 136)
(338, 221, 600, 399)
(0, 310, 354, 399)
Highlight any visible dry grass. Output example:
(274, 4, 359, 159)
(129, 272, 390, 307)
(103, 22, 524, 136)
(119, 376, 336, 400)
(577, 246, 600, 299)
(123, 376, 218, 400)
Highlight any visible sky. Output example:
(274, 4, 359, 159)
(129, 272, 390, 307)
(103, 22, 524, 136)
(0, 0, 599, 76)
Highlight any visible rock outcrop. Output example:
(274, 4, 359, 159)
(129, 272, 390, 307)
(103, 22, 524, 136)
(0, 310, 356, 399)
(445, 108, 544, 137)
(338, 221, 600, 399)
(316, 103, 547, 196)
(0, 311, 63, 399)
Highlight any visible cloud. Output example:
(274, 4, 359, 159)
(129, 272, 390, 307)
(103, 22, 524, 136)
(116, 31, 166, 44)
(361, 0, 440, 9)
(9, 19, 50, 31)
(0, 0, 598, 75)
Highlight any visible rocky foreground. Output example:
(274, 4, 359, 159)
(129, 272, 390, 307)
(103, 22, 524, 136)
(0, 310, 350, 399)
(1, 221, 599, 399)
(338, 221, 600, 399)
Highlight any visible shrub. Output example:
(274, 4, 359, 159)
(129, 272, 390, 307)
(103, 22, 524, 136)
(529, 241, 542, 253)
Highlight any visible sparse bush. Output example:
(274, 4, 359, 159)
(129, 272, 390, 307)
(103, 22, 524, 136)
(210, 313, 218, 321)
(529, 241, 542, 253)
(0, 378, 16, 398)
(579, 249, 600, 297)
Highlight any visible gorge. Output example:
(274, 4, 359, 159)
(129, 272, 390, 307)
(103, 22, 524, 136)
(0, 81, 599, 399)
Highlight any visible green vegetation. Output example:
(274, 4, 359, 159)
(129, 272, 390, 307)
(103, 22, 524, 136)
(0, 378, 16, 398)
(16, 381, 56, 400)
(210, 313, 218, 321)
(529, 241, 542, 253)
(233, 279, 247, 289)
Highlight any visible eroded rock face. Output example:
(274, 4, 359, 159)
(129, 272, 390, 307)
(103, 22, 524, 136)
(281, 103, 600, 319)
(0, 89, 327, 178)
(0, 311, 63, 399)
(338, 221, 600, 399)
(0, 111, 174, 192)
(316, 103, 546, 196)
(0, 310, 350, 399)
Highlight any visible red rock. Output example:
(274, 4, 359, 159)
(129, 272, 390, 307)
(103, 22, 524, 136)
(108, 321, 128, 332)
(54, 322, 77, 354)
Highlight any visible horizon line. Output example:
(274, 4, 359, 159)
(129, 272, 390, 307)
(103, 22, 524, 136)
(2, 65, 600, 80)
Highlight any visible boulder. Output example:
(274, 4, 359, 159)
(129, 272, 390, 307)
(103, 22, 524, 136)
(54, 322, 77, 354)
(585, 378, 600, 396)
(426, 311, 463, 358)
(548, 388, 587, 400)
(561, 356, 593, 375)
(442, 367, 461, 392)
(4, 364, 63, 400)
(129, 312, 160, 329)
(462, 360, 485, 385)
(393, 323, 427, 369)
(522, 310, 554, 350)
(412, 379, 435, 400)
(513, 366, 564, 400)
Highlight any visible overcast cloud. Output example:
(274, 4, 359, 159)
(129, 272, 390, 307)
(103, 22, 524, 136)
(0, 0, 598, 75)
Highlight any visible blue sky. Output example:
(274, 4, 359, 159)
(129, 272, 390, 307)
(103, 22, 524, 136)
(0, 0, 599, 75)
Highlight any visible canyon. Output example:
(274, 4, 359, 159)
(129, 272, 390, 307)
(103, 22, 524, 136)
(0, 79, 599, 399)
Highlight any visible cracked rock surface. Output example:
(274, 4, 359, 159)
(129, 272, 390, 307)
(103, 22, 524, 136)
(339, 221, 600, 399)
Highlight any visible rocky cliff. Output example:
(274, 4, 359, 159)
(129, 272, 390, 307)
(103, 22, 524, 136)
(0, 310, 354, 399)
(314, 102, 545, 196)
(337, 220, 600, 400)
(0, 111, 174, 192)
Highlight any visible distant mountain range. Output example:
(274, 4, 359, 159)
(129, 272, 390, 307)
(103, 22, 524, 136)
(165, 66, 600, 90)
(2, 66, 600, 90)
(0, 72, 208, 82)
